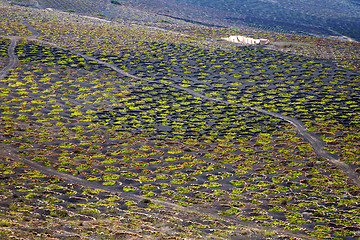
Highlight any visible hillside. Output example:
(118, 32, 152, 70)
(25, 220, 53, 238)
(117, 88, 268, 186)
(132, 0, 360, 42)
(9, 0, 360, 41)
(0, 1, 360, 239)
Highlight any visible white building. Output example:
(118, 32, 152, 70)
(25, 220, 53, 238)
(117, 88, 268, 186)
(222, 36, 270, 45)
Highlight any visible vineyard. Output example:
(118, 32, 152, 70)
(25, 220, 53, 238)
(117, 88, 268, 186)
(0, 1, 360, 240)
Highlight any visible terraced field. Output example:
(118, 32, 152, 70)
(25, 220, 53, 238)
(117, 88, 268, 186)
(0, 2, 360, 240)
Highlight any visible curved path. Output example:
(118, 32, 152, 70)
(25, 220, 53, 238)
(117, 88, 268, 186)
(0, 31, 359, 189)
(0, 21, 38, 79)
(23, 22, 41, 39)
(0, 38, 19, 80)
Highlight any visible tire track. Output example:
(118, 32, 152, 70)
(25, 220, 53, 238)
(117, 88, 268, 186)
(0, 38, 19, 80)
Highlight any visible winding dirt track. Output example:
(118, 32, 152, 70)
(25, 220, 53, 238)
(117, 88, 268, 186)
(0, 38, 19, 80)
(0, 32, 359, 189)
